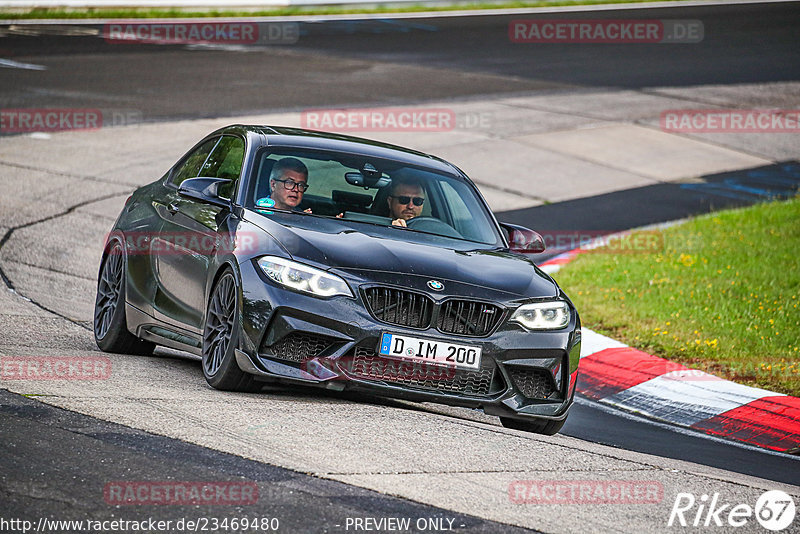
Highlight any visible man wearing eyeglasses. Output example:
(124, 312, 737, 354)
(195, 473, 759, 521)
(387, 179, 425, 227)
(268, 157, 311, 212)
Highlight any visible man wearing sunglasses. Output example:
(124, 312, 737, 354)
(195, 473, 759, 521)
(268, 157, 311, 212)
(387, 179, 425, 227)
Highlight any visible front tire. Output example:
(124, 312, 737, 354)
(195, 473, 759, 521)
(94, 243, 155, 355)
(500, 416, 566, 436)
(202, 269, 259, 392)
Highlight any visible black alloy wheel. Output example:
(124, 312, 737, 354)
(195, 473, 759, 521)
(94, 242, 154, 355)
(202, 270, 260, 392)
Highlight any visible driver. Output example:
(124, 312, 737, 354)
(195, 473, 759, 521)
(268, 157, 310, 212)
(387, 178, 425, 227)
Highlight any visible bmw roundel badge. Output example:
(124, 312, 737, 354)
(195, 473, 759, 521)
(427, 280, 444, 291)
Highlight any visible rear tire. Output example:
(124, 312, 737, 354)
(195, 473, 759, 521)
(500, 416, 566, 436)
(202, 269, 260, 392)
(93, 243, 155, 355)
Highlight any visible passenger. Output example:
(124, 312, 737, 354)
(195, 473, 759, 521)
(387, 179, 425, 227)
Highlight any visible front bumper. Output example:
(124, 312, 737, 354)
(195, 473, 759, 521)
(237, 260, 581, 422)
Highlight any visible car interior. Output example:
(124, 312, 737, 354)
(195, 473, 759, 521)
(247, 150, 499, 244)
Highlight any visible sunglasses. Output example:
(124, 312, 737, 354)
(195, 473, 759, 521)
(273, 178, 309, 192)
(392, 195, 425, 206)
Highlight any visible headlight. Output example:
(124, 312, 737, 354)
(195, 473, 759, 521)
(257, 256, 353, 298)
(510, 300, 570, 330)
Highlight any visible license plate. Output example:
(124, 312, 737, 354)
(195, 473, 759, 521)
(378, 332, 482, 370)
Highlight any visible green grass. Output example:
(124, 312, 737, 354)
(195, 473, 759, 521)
(0, 0, 688, 20)
(554, 197, 800, 397)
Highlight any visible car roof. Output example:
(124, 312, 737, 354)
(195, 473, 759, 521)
(211, 124, 465, 177)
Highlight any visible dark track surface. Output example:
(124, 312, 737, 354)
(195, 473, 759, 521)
(563, 397, 800, 487)
(519, 161, 800, 262)
(1, 2, 799, 121)
(290, 2, 800, 87)
(0, 390, 537, 533)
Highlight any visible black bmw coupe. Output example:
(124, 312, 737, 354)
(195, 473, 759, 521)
(94, 125, 581, 435)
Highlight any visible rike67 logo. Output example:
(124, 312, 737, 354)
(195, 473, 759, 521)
(668, 490, 796, 531)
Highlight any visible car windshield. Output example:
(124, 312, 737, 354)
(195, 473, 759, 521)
(245, 148, 501, 245)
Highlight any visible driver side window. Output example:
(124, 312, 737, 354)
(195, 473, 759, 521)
(201, 136, 245, 200)
(170, 137, 219, 187)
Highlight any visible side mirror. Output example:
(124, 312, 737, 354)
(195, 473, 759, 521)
(178, 177, 231, 208)
(500, 223, 546, 253)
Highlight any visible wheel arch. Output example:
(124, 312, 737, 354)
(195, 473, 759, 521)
(204, 257, 243, 325)
(97, 230, 126, 279)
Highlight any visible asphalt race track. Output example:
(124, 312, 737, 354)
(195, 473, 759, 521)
(2, 2, 799, 121)
(1, 1, 799, 532)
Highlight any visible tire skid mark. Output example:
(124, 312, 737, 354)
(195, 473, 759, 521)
(0, 190, 133, 331)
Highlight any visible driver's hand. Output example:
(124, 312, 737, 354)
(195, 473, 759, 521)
(391, 218, 407, 227)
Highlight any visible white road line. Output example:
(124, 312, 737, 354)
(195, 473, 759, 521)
(0, 58, 47, 70)
(1, 0, 797, 24)
(600, 366, 784, 426)
(580, 326, 628, 358)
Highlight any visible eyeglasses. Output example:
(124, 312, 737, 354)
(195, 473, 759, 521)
(391, 195, 425, 206)
(273, 178, 309, 192)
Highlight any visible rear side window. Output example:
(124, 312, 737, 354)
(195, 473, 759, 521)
(169, 137, 219, 187)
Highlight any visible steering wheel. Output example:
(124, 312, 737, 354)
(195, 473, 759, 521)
(405, 216, 463, 239)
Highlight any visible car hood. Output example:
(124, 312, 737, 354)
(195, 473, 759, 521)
(245, 211, 558, 299)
